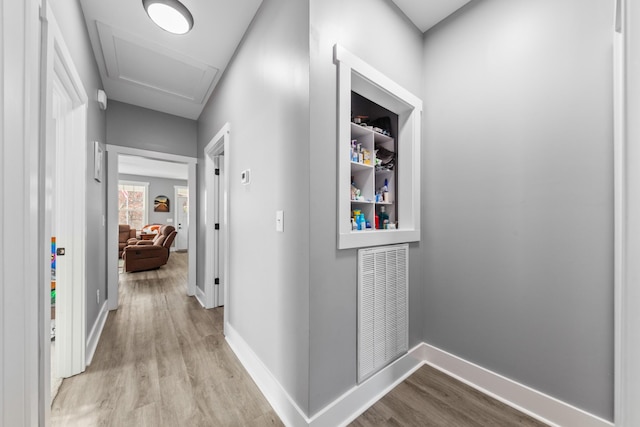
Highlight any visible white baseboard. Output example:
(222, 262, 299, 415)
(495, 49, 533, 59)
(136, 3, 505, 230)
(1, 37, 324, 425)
(195, 285, 206, 308)
(225, 330, 612, 427)
(226, 323, 424, 427)
(85, 300, 109, 366)
(419, 343, 613, 427)
(308, 346, 424, 427)
(225, 324, 309, 427)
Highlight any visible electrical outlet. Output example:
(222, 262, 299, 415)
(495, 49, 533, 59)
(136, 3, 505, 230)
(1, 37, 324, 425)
(97, 289, 100, 305)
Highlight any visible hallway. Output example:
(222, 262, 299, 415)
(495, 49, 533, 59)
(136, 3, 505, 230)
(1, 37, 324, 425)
(51, 253, 282, 426)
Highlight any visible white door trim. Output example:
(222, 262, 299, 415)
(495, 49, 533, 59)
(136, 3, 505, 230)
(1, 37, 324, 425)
(106, 145, 197, 309)
(0, 0, 41, 424)
(41, 0, 88, 399)
(45, 26, 88, 378)
(204, 124, 230, 320)
(615, 1, 640, 425)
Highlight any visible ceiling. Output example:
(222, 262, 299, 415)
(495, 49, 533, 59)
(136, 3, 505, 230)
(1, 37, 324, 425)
(79, 0, 263, 120)
(119, 155, 188, 180)
(392, 0, 472, 33)
(79, 1, 469, 120)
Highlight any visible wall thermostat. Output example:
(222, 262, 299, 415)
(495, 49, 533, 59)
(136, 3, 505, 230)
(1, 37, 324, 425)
(241, 169, 251, 185)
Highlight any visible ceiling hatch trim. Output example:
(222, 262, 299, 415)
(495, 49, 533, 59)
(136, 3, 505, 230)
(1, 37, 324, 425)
(96, 21, 218, 104)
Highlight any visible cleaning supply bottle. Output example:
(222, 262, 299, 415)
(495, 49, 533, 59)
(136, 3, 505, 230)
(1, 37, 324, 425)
(379, 206, 389, 229)
(382, 178, 389, 203)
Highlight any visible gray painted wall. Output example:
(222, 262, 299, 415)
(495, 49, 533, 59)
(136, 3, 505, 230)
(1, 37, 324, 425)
(119, 174, 187, 229)
(197, 0, 311, 413)
(308, 0, 424, 415)
(422, 0, 614, 420)
(49, 0, 107, 338)
(107, 100, 197, 158)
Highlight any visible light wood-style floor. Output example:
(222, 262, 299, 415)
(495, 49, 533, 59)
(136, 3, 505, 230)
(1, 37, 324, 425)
(350, 365, 548, 427)
(51, 253, 282, 426)
(52, 252, 547, 426)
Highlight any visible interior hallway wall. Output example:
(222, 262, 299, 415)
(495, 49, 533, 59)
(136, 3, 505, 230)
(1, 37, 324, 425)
(107, 100, 197, 158)
(196, 0, 311, 413)
(308, 0, 424, 415)
(421, 0, 614, 420)
(49, 0, 107, 338)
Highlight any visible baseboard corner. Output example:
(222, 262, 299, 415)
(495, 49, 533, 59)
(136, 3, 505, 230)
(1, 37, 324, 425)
(195, 285, 207, 308)
(86, 300, 109, 366)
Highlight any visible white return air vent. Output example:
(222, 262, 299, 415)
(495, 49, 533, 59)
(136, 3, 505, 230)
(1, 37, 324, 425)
(358, 244, 409, 383)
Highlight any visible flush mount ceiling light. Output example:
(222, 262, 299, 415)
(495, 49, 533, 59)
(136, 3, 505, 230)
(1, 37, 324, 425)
(142, 0, 194, 35)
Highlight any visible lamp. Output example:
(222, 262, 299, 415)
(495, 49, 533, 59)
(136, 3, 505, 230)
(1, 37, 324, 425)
(142, 0, 194, 35)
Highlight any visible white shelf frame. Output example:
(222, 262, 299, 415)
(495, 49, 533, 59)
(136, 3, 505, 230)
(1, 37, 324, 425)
(335, 44, 422, 249)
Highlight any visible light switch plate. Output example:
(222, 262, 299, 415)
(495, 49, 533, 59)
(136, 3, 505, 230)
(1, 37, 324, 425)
(276, 210, 284, 232)
(241, 169, 251, 185)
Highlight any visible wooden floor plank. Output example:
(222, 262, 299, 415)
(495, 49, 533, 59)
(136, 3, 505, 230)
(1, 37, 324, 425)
(350, 364, 549, 427)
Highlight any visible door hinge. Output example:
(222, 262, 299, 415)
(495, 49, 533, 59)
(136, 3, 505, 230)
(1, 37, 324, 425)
(215, 168, 220, 176)
(214, 278, 220, 285)
(214, 223, 220, 230)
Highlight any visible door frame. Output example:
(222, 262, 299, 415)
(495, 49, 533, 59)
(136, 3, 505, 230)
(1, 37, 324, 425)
(41, 0, 88, 401)
(0, 0, 41, 423)
(614, 1, 640, 425)
(174, 185, 189, 251)
(204, 123, 230, 319)
(106, 145, 197, 309)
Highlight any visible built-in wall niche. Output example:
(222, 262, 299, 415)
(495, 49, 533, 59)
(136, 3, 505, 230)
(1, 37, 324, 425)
(335, 44, 422, 249)
(350, 92, 398, 230)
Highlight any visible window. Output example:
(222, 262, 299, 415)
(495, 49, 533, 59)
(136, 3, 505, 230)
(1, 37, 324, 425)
(118, 181, 149, 230)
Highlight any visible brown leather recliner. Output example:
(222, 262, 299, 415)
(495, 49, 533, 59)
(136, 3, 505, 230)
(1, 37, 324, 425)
(122, 225, 177, 272)
(118, 225, 136, 258)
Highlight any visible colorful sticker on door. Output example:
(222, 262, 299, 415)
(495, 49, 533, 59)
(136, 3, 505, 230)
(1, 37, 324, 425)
(51, 237, 56, 305)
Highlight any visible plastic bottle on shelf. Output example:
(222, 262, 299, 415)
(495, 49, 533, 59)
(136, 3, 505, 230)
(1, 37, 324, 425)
(382, 178, 389, 203)
(379, 206, 389, 229)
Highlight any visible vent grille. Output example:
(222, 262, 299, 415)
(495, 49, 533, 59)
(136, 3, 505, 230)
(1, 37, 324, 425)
(358, 244, 409, 382)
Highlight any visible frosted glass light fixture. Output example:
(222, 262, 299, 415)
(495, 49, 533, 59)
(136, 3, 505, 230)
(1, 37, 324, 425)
(142, 0, 194, 35)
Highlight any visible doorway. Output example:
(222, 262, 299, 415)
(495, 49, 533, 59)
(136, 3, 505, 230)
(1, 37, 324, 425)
(106, 146, 197, 310)
(204, 124, 230, 324)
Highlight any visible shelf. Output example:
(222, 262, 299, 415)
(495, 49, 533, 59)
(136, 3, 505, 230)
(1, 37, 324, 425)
(351, 122, 372, 138)
(375, 202, 394, 205)
(351, 161, 373, 171)
(374, 132, 394, 146)
(351, 200, 374, 204)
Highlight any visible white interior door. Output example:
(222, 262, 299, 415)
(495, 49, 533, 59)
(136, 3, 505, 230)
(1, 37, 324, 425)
(44, 14, 88, 382)
(174, 186, 189, 251)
